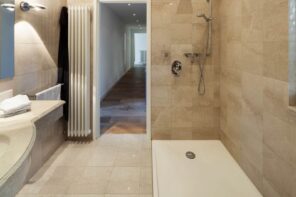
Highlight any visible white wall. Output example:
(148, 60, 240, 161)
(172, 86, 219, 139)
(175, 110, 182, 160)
(99, 3, 127, 100)
(134, 33, 147, 66)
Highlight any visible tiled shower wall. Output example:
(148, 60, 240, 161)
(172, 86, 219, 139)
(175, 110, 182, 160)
(151, 0, 220, 140)
(219, 0, 296, 196)
(0, 0, 67, 94)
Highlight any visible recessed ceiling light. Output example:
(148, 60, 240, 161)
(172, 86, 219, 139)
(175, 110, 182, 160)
(132, 13, 136, 16)
(128, 3, 131, 6)
(169, 2, 174, 6)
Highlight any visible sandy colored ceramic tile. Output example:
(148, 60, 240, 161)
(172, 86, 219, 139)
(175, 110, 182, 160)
(263, 41, 288, 82)
(240, 123, 263, 174)
(140, 149, 152, 167)
(67, 179, 108, 194)
(171, 127, 193, 140)
(114, 151, 142, 167)
(151, 86, 172, 107)
(151, 66, 173, 86)
(262, 178, 282, 197)
(170, 23, 192, 45)
(151, 1, 174, 28)
(223, 110, 242, 146)
(151, 107, 171, 128)
(263, 77, 290, 121)
(238, 154, 263, 193)
(191, 126, 219, 140)
(263, 145, 296, 197)
(66, 167, 112, 194)
(241, 0, 264, 42)
(172, 107, 193, 128)
(107, 167, 140, 194)
(192, 107, 219, 128)
(140, 167, 153, 194)
(240, 42, 263, 75)
(172, 85, 193, 107)
(262, 0, 288, 42)
(263, 113, 296, 167)
(241, 72, 263, 115)
(152, 127, 171, 140)
(219, 0, 242, 17)
(107, 180, 140, 195)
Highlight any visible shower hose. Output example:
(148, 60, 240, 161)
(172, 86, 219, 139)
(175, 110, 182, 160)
(197, 55, 206, 96)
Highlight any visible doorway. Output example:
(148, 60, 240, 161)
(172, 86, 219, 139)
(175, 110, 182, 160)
(94, 1, 150, 137)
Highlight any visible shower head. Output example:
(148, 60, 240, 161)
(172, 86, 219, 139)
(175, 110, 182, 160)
(197, 13, 213, 22)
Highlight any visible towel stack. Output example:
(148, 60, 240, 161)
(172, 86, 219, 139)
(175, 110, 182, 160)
(0, 95, 31, 118)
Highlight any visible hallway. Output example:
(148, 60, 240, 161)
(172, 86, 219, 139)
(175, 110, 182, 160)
(100, 67, 146, 134)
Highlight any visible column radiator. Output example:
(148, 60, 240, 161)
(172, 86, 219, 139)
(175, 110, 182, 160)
(68, 5, 91, 138)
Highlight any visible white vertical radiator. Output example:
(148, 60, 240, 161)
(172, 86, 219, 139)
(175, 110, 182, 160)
(68, 5, 91, 138)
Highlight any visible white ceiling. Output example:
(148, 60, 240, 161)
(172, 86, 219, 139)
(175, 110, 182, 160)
(104, 3, 146, 26)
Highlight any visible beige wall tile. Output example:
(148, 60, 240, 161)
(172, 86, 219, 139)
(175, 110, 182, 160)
(263, 41, 288, 82)
(220, 0, 296, 196)
(151, 0, 220, 140)
(0, 0, 67, 94)
(263, 146, 296, 197)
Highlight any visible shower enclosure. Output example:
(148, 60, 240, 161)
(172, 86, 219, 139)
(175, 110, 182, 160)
(151, 0, 220, 140)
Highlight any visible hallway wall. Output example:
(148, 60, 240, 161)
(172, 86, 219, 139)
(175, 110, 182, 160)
(99, 3, 127, 100)
(219, 0, 296, 196)
(151, 0, 220, 140)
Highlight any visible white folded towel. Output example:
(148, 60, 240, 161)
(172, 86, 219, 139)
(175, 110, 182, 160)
(0, 95, 31, 114)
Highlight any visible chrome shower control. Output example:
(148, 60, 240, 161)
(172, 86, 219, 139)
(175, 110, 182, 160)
(171, 60, 182, 76)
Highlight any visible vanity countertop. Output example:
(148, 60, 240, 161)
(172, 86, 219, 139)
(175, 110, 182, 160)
(0, 100, 64, 189)
(0, 100, 65, 125)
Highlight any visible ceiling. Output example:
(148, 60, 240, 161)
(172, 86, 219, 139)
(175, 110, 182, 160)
(104, 3, 146, 26)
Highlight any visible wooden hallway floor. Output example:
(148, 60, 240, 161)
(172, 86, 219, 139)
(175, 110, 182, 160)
(100, 67, 146, 134)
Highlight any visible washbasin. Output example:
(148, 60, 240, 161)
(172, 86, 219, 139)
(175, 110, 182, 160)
(0, 136, 9, 159)
(0, 121, 35, 184)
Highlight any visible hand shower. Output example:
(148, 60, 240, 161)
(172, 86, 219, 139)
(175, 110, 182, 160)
(195, 0, 212, 96)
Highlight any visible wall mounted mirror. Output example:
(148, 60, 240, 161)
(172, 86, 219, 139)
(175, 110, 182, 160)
(0, 0, 14, 79)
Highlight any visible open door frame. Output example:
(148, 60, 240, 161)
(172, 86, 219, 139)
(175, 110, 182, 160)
(92, 0, 152, 140)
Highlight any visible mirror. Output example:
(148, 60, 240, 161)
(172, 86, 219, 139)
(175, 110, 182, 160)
(0, 0, 14, 79)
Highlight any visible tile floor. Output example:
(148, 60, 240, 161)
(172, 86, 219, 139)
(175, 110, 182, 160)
(17, 134, 152, 197)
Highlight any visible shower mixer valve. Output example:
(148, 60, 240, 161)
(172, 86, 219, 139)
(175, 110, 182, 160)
(171, 60, 182, 76)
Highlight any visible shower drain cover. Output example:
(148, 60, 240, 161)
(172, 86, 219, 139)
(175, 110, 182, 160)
(186, 151, 196, 159)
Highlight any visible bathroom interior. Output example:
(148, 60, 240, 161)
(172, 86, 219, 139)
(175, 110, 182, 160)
(0, 0, 295, 196)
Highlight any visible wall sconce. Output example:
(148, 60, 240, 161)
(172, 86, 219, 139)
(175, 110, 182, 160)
(1, 3, 15, 11)
(20, 1, 46, 12)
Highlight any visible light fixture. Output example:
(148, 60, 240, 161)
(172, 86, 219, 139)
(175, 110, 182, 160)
(20, 1, 46, 12)
(128, 3, 131, 6)
(132, 13, 136, 16)
(1, 3, 15, 11)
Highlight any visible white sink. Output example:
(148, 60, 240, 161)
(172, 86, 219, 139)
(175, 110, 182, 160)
(0, 136, 9, 159)
(0, 121, 34, 183)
